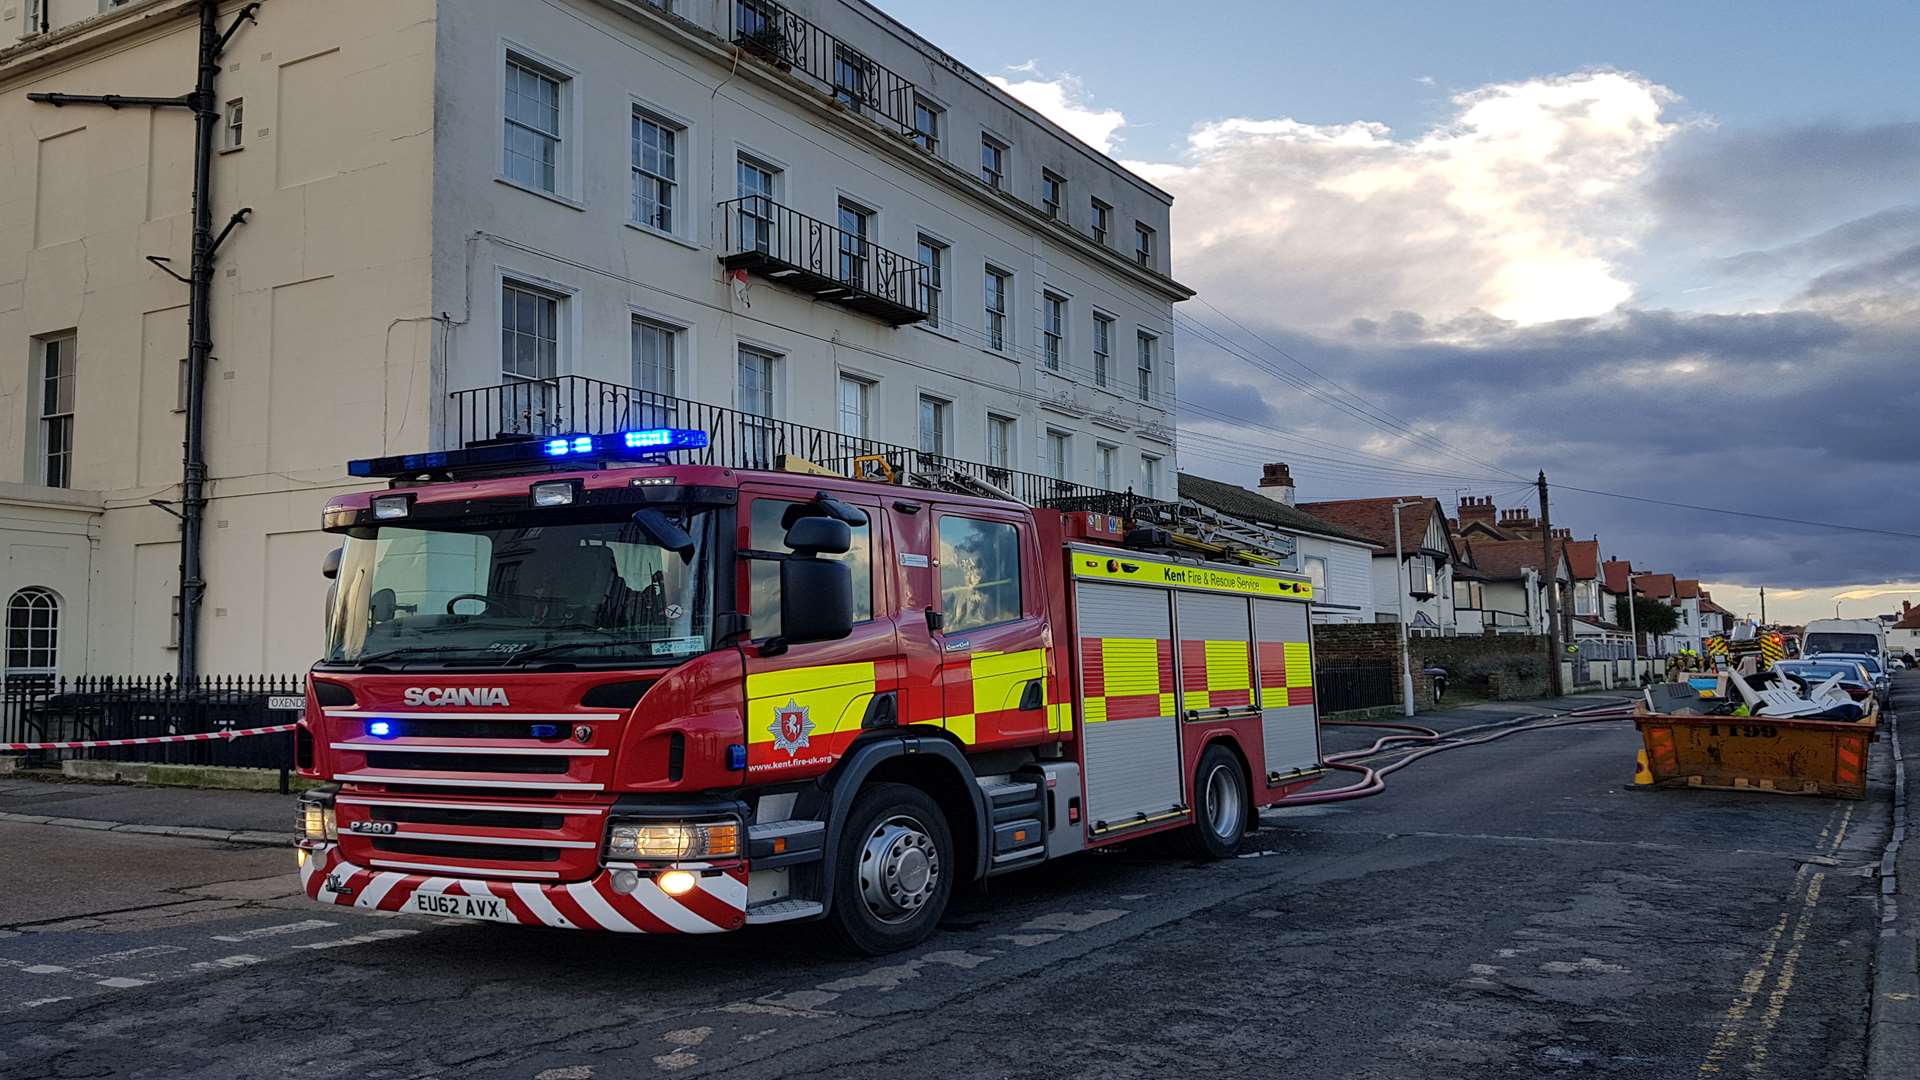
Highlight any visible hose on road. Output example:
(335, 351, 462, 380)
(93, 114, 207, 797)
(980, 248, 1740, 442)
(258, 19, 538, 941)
(1270, 700, 1637, 807)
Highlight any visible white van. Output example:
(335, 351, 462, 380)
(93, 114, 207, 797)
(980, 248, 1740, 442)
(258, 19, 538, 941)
(1803, 618, 1888, 665)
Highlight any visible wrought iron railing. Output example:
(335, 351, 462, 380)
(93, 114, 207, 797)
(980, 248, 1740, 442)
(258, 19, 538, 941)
(732, 0, 917, 131)
(719, 195, 931, 323)
(450, 375, 1134, 509)
(1315, 665, 1398, 714)
(1, 674, 305, 780)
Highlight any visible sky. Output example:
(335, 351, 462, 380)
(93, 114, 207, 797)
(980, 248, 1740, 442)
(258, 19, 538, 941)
(878, 0, 1920, 626)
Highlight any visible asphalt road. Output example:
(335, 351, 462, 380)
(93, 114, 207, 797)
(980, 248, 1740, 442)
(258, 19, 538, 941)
(0, 687, 1899, 1080)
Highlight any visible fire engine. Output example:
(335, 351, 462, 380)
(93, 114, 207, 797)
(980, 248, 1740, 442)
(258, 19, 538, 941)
(295, 426, 1323, 953)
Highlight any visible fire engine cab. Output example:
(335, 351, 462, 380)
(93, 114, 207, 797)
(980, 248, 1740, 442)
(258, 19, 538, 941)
(295, 428, 1323, 953)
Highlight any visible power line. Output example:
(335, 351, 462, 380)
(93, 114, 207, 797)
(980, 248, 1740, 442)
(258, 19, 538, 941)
(1551, 483, 1920, 542)
(1182, 297, 1526, 481)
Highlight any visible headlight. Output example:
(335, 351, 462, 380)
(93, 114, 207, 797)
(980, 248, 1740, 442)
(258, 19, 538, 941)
(297, 801, 336, 842)
(606, 819, 739, 861)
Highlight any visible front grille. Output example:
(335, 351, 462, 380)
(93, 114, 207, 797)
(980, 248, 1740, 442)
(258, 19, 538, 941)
(363, 751, 570, 774)
(346, 718, 578, 740)
(372, 837, 563, 862)
(372, 805, 568, 830)
(373, 784, 565, 799)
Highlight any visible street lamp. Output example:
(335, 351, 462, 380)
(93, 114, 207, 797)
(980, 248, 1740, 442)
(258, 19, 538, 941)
(1625, 570, 1642, 688)
(1392, 499, 1422, 717)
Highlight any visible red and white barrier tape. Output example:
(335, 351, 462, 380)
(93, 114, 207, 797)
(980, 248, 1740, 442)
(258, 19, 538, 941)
(2, 724, 297, 752)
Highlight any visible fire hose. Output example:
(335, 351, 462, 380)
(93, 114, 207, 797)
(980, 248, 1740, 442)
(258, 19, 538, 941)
(2, 724, 297, 752)
(1271, 700, 1638, 807)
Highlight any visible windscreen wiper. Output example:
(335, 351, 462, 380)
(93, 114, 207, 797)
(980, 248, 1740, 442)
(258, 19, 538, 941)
(342, 645, 508, 667)
(504, 637, 700, 664)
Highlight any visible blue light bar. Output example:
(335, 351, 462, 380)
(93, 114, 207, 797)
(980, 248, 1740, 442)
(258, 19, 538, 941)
(347, 428, 710, 478)
(367, 720, 395, 739)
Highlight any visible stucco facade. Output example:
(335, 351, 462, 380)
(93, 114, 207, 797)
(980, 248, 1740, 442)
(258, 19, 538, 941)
(0, 0, 1189, 678)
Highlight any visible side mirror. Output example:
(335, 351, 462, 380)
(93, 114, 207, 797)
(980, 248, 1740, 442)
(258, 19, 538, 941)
(779, 557, 853, 645)
(370, 587, 397, 623)
(784, 515, 851, 555)
(633, 509, 696, 563)
(321, 547, 342, 580)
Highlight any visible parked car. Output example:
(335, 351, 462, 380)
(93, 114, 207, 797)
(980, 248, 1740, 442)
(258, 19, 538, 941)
(1771, 660, 1876, 704)
(1798, 653, 1888, 704)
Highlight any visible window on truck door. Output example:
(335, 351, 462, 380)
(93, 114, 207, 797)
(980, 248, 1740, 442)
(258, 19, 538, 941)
(937, 516, 1021, 633)
(747, 497, 874, 639)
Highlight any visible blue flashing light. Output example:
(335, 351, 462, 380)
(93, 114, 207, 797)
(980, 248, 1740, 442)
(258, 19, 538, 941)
(727, 743, 747, 771)
(529, 723, 559, 739)
(348, 428, 711, 479)
(624, 428, 710, 451)
(367, 720, 396, 739)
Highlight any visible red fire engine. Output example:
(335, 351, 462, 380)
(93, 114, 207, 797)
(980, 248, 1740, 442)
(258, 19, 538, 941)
(295, 427, 1323, 953)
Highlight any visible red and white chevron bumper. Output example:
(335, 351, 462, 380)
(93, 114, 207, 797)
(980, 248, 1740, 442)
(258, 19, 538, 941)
(298, 844, 747, 933)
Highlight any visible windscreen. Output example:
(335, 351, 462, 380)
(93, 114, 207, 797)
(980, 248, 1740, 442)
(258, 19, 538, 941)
(1805, 633, 1880, 657)
(324, 509, 715, 667)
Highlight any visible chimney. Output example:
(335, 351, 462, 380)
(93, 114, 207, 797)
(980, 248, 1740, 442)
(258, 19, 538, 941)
(1456, 495, 1497, 528)
(1256, 462, 1296, 507)
(1499, 507, 1540, 538)
(1552, 527, 1570, 540)
(1905, 600, 1912, 616)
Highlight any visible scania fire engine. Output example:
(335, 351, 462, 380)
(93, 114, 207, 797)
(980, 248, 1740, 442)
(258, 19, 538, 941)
(295, 427, 1324, 953)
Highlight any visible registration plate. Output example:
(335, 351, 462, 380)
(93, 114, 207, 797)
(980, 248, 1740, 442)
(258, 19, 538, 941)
(409, 890, 514, 923)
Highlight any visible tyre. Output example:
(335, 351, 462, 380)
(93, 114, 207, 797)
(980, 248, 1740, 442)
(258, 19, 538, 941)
(1176, 744, 1248, 860)
(826, 782, 954, 955)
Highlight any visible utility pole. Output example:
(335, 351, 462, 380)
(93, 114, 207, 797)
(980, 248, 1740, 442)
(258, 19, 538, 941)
(28, 0, 258, 683)
(1538, 472, 1565, 696)
(1392, 499, 1421, 716)
(1759, 586, 1767, 625)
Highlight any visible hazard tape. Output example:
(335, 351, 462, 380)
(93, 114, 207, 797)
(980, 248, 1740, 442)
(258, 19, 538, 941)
(2, 724, 297, 752)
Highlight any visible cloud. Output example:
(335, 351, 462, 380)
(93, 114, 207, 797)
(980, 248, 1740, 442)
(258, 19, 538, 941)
(987, 67, 1127, 154)
(1649, 121, 1920, 244)
(1137, 71, 1685, 329)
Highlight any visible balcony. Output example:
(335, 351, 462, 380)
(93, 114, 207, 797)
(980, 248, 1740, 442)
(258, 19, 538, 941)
(731, 0, 917, 133)
(449, 375, 1130, 510)
(718, 196, 931, 325)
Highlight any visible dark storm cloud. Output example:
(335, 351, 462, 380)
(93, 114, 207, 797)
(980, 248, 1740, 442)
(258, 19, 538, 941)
(1649, 121, 1920, 242)
(1188, 301, 1920, 590)
(1714, 206, 1920, 280)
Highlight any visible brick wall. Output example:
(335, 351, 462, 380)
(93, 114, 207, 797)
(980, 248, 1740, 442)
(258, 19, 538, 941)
(1415, 635, 1551, 700)
(1312, 625, 1552, 704)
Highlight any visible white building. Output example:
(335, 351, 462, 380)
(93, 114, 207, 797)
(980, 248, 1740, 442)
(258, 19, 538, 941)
(0, 0, 1192, 679)
(1292, 494, 1459, 635)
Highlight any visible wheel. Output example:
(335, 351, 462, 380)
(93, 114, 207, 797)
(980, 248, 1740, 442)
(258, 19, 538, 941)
(1176, 744, 1248, 860)
(826, 782, 954, 955)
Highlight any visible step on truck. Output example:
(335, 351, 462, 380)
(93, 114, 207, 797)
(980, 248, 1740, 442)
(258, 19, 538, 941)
(295, 426, 1324, 953)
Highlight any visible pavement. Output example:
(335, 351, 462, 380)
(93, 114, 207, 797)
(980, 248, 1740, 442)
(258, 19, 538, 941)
(0, 687, 1905, 1079)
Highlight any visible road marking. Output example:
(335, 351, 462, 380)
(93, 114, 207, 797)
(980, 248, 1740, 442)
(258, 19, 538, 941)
(1745, 872, 1825, 1071)
(292, 928, 419, 950)
(187, 954, 265, 973)
(95, 977, 151, 989)
(1697, 868, 1817, 1074)
(1019, 910, 1127, 933)
(20, 964, 69, 975)
(211, 919, 336, 942)
(19, 996, 72, 1008)
(69, 945, 184, 969)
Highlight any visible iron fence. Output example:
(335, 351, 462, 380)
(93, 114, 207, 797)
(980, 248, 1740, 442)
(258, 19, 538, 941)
(732, 0, 917, 131)
(1, 674, 305, 779)
(718, 195, 931, 323)
(1315, 665, 1398, 714)
(449, 376, 1142, 510)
